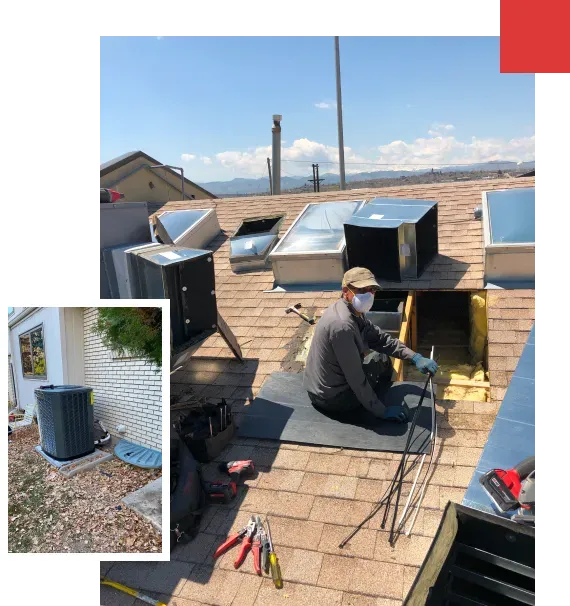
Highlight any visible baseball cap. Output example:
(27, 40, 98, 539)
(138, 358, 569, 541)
(342, 267, 380, 290)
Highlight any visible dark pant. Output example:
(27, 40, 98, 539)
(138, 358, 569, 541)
(309, 351, 393, 415)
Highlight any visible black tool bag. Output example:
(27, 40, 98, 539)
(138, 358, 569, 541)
(170, 429, 205, 550)
(177, 399, 235, 463)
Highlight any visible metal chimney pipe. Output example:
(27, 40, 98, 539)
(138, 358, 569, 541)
(272, 114, 282, 195)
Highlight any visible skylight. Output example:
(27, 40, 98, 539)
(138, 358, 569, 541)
(482, 187, 535, 287)
(269, 200, 365, 286)
(153, 208, 220, 250)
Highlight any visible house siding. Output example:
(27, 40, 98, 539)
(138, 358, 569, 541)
(83, 307, 162, 451)
(8, 356, 16, 407)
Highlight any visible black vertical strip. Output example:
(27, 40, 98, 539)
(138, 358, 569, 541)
(536, 80, 570, 603)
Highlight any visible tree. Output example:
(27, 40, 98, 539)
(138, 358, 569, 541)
(93, 307, 162, 368)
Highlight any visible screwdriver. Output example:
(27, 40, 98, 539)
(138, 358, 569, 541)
(265, 516, 283, 589)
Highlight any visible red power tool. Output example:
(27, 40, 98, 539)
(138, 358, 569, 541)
(218, 460, 255, 483)
(479, 456, 535, 524)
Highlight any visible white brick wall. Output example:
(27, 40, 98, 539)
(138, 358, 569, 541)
(83, 308, 162, 451)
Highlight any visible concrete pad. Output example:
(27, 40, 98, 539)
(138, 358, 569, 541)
(122, 477, 162, 533)
(34, 445, 113, 477)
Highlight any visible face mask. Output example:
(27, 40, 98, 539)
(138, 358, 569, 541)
(349, 290, 374, 313)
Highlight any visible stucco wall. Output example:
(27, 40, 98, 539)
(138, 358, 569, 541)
(83, 308, 162, 451)
(101, 156, 211, 201)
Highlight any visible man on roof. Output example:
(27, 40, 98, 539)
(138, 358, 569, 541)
(303, 267, 438, 423)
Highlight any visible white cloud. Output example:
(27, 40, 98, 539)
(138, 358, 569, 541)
(315, 101, 336, 110)
(181, 153, 196, 161)
(156, 36, 163, 40)
(428, 123, 456, 137)
(375, 132, 535, 170)
(190, 128, 535, 179)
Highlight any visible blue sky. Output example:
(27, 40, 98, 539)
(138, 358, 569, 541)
(100, 36, 535, 183)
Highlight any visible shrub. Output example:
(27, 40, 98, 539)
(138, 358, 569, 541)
(93, 307, 162, 368)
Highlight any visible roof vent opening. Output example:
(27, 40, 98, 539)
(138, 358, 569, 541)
(229, 214, 285, 273)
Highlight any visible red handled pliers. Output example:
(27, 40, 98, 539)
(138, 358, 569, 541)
(213, 516, 259, 570)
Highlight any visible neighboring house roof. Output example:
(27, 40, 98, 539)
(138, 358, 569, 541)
(100, 150, 217, 199)
(165, 177, 535, 602)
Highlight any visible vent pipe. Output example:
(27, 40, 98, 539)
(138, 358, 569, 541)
(272, 114, 282, 195)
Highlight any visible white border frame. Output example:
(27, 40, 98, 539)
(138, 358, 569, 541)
(0, 296, 170, 568)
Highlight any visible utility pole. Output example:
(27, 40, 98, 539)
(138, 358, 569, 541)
(267, 157, 273, 195)
(334, 36, 346, 191)
(308, 164, 325, 192)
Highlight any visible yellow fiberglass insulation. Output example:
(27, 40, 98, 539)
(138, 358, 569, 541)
(469, 292, 488, 363)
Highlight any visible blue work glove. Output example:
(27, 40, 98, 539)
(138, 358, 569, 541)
(411, 354, 438, 376)
(382, 405, 409, 423)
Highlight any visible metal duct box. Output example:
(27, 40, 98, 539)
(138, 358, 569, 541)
(100, 202, 152, 298)
(102, 242, 160, 299)
(229, 215, 284, 272)
(344, 198, 438, 281)
(269, 200, 365, 286)
(128, 245, 217, 349)
(154, 208, 220, 249)
(35, 385, 94, 460)
(365, 292, 407, 339)
(482, 188, 535, 287)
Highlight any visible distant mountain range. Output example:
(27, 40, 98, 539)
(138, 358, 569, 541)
(198, 160, 535, 196)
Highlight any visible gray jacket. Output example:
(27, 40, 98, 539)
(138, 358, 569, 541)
(303, 298, 416, 412)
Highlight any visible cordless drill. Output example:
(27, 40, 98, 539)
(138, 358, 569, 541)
(218, 460, 255, 483)
(203, 460, 255, 505)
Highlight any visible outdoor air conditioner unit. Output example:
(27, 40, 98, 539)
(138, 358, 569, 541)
(35, 385, 94, 460)
(344, 198, 438, 282)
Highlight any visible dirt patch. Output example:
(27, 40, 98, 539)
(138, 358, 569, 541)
(8, 425, 162, 553)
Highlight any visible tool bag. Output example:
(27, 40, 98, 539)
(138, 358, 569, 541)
(170, 429, 205, 550)
(177, 399, 235, 463)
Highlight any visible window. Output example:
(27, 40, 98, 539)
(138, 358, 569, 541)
(19, 325, 47, 378)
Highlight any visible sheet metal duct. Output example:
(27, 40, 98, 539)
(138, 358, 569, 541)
(102, 242, 160, 299)
(229, 215, 284, 272)
(345, 198, 438, 282)
(128, 245, 217, 349)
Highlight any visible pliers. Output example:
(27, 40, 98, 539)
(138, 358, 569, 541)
(255, 515, 271, 575)
(213, 516, 258, 570)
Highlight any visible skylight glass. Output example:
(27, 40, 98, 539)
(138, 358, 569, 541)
(487, 188, 535, 244)
(230, 233, 277, 258)
(274, 201, 361, 254)
(157, 209, 209, 242)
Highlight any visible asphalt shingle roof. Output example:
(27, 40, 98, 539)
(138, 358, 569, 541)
(103, 177, 536, 605)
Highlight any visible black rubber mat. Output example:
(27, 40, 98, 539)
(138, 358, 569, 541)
(238, 372, 433, 454)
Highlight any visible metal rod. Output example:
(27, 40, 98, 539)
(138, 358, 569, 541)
(334, 36, 346, 191)
(388, 373, 432, 544)
(395, 346, 437, 534)
(405, 346, 437, 536)
(338, 452, 422, 548)
(150, 164, 186, 200)
(267, 158, 273, 195)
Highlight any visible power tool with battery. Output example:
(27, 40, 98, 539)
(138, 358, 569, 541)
(479, 456, 535, 525)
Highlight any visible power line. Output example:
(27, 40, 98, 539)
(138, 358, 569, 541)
(281, 159, 496, 166)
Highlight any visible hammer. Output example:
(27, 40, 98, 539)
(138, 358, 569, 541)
(284, 303, 315, 325)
